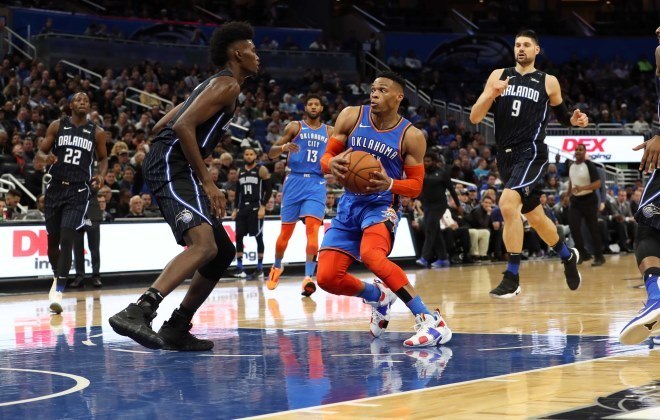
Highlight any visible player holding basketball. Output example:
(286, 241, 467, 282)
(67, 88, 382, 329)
(618, 25, 660, 345)
(40, 92, 107, 314)
(266, 94, 331, 296)
(470, 29, 588, 298)
(317, 71, 452, 347)
(109, 22, 258, 351)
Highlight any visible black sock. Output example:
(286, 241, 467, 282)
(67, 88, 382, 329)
(175, 305, 195, 322)
(137, 287, 164, 313)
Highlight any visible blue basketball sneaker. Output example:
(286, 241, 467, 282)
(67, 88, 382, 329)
(619, 299, 660, 345)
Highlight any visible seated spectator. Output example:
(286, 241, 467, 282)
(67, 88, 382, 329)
(9, 143, 26, 176)
(271, 160, 286, 188)
(325, 191, 337, 217)
(222, 167, 239, 191)
(265, 195, 279, 215)
(4, 189, 23, 219)
(438, 125, 455, 147)
(116, 188, 131, 217)
(140, 193, 161, 217)
(119, 165, 136, 193)
(468, 195, 493, 261)
(97, 193, 114, 222)
(125, 195, 145, 218)
(225, 188, 236, 214)
(441, 198, 473, 264)
(632, 113, 651, 134)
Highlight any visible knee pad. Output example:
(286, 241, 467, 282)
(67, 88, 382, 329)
(199, 227, 236, 282)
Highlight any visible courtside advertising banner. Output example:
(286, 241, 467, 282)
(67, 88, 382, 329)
(545, 135, 645, 163)
(0, 218, 416, 279)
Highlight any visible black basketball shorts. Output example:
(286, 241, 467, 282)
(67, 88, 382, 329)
(45, 180, 91, 235)
(144, 142, 221, 246)
(497, 142, 549, 214)
(635, 223, 660, 266)
(235, 206, 263, 237)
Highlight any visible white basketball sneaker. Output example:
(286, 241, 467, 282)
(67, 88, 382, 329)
(363, 279, 398, 338)
(49, 277, 63, 314)
(403, 308, 452, 347)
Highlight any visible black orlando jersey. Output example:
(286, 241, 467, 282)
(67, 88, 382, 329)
(48, 116, 97, 183)
(493, 68, 550, 150)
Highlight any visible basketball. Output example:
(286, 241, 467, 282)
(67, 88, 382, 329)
(340, 150, 382, 194)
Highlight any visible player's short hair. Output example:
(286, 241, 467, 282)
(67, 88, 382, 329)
(209, 21, 255, 67)
(515, 29, 539, 45)
(243, 147, 257, 155)
(376, 71, 405, 91)
(305, 93, 324, 106)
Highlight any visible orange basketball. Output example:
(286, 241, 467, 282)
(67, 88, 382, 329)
(339, 150, 381, 194)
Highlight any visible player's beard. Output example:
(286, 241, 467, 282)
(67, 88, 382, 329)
(516, 54, 534, 66)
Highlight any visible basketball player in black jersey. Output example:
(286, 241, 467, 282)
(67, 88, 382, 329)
(470, 29, 589, 298)
(618, 26, 660, 344)
(39, 92, 107, 314)
(231, 147, 272, 279)
(109, 22, 259, 351)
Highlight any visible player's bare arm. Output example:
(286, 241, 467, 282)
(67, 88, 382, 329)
(546, 75, 588, 127)
(257, 165, 271, 219)
(267, 121, 301, 159)
(367, 126, 426, 193)
(470, 69, 506, 124)
(38, 119, 60, 165)
(322, 106, 360, 180)
(92, 126, 108, 189)
(153, 102, 183, 134)
(173, 76, 240, 218)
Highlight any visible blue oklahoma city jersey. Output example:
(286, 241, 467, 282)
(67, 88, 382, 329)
(280, 121, 330, 223)
(345, 105, 408, 205)
(321, 106, 411, 260)
(288, 121, 329, 175)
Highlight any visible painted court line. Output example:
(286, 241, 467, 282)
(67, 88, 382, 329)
(343, 402, 381, 407)
(478, 345, 537, 351)
(199, 354, 262, 357)
(331, 352, 408, 357)
(243, 348, 648, 419)
(609, 406, 660, 419)
(110, 348, 152, 354)
(0, 368, 90, 407)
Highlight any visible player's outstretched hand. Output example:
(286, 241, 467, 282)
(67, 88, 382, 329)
(203, 181, 224, 219)
(366, 159, 392, 193)
(570, 109, 589, 127)
(329, 147, 352, 180)
(634, 134, 660, 174)
(90, 175, 104, 190)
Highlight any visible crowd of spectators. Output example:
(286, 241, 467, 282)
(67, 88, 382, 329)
(0, 43, 650, 266)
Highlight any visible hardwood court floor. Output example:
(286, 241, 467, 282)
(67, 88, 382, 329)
(1, 253, 659, 419)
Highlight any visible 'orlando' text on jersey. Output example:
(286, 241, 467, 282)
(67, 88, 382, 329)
(48, 116, 97, 183)
(493, 68, 550, 149)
